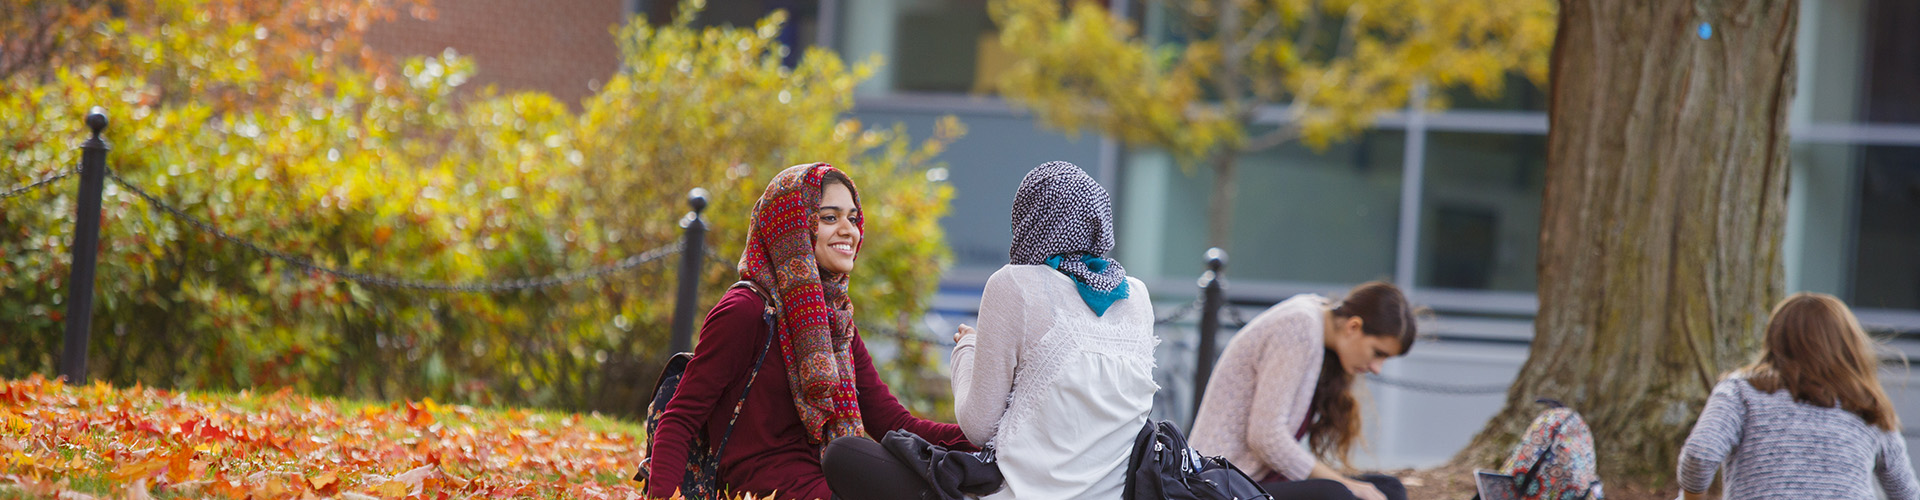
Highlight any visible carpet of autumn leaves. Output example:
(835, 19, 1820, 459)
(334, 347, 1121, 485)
(0, 374, 707, 499)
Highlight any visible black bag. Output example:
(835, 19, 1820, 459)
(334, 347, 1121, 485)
(878, 429, 1004, 500)
(633, 282, 777, 500)
(1124, 419, 1273, 500)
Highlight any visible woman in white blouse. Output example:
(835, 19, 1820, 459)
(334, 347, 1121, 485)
(950, 161, 1159, 499)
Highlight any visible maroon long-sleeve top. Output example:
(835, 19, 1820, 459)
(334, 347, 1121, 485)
(645, 287, 974, 500)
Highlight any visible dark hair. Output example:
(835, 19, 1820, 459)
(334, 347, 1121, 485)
(1307, 281, 1418, 467)
(1744, 293, 1898, 431)
(821, 169, 857, 200)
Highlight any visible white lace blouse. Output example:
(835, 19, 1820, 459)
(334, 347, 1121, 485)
(951, 264, 1159, 500)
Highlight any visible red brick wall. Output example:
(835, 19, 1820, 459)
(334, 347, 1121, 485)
(365, 0, 629, 107)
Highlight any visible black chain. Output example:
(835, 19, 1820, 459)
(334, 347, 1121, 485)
(1223, 304, 1252, 329)
(1, 166, 77, 200)
(1154, 299, 1201, 325)
(1152, 299, 1253, 327)
(108, 167, 682, 292)
(1364, 373, 1511, 395)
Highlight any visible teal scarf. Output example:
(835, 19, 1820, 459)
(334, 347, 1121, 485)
(1046, 254, 1130, 316)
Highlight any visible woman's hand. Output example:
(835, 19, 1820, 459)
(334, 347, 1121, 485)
(954, 324, 975, 344)
(1341, 479, 1386, 500)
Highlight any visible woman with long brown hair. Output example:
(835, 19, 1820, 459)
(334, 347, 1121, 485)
(1678, 293, 1918, 500)
(1189, 281, 1417, 500)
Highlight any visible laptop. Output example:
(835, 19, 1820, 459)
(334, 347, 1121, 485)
(1474, 470, 1522, 500)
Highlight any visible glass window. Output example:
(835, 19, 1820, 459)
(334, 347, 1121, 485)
(1119, 131, 1405, 285)
(1787, 144, 1857, 297)
(1788, 143, 1920, 311)
(1861, 0, 1920, 124)
(1852, 145, 1920, 310)
(838, 0, 996, 95)
(890, 0, 994, 93)
(1417, 132, 1545, 292)
(1801, 0, 1920, 124)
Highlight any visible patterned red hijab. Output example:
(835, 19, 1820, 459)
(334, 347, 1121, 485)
(738, 163, 865, 445)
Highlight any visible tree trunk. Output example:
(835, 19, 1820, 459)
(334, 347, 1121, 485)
(1455, 0, 1796, 485)
(1207, 152, 1238, 250)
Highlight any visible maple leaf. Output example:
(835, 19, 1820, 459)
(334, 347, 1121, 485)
(405, 401, 436, 427)
(372, 480, 411, 498)
(308, 471, 341, 495)
(163, 448, 195, 484)
(258, 477, 292, 498)
(161, 479, 212, 495)
(108, 458, 168, 482)
(0, 409, 30, 436)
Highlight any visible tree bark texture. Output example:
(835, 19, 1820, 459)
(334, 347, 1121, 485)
(1455, 0, 1796, 484)
(1208, 152, 1239, 249)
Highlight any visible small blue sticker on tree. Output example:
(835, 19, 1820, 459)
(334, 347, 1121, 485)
(1698, 22, 1712, 40)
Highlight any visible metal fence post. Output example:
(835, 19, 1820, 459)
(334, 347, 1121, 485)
(1191, 247, 1227, 418)
(668, 188, 709, 355)
(60, 108, 109, 383)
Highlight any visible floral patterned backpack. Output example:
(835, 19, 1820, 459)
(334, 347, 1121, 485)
(1477, 399, 1605, 500)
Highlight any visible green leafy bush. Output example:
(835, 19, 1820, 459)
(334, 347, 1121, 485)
(0, 0, 959, 416)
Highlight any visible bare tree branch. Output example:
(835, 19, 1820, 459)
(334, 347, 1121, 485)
(1293, 0, 1324, 59)
(1238, 9, 1282, 50)
(1333, 4, 1365, 62)
(1216, 0, 1252, 122)
(1242, 123, 1302, 152)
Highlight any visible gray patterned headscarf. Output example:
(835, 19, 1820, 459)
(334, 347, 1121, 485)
(1010, 161, 1127, 293)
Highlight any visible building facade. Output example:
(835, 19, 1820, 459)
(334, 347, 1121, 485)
(815, 0, 1920, 469)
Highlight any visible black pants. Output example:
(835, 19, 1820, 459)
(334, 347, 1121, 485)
(822, 436, 935, 500)
(1259, 473, 1408, 500)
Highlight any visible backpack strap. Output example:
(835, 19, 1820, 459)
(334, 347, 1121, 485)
(709, 281, 779, 471)
(732, 280, 780, 313)
(1514, 399, 1571, 494)
(1515, 418, 1565, 495)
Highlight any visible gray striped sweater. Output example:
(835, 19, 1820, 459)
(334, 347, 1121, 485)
(1678, 376, 1918, 500)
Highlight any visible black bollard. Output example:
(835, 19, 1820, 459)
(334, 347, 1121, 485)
(60, 108, 110, 383)
(1191, 247, 1227, 420)
(668, 188, 709, 355)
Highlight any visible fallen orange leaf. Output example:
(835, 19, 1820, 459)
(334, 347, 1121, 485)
(308, 471, 340, 495)
(164, 449, 194, 484)
(372, 479, 410, 498)
(108, 458, 167, 482)
(406, 401, 435, 427)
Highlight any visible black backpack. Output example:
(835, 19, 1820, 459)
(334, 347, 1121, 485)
(633, 282, 777, 500)
(1123, 419, 1273, 500)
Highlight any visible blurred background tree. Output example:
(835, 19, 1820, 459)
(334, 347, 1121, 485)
(988, 0, 1554, 250)
(0, 0, 960, 417)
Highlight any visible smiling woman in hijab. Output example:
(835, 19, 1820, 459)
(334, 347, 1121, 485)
(644, 163, 973, 500)
(950, 161, 1158, 499)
